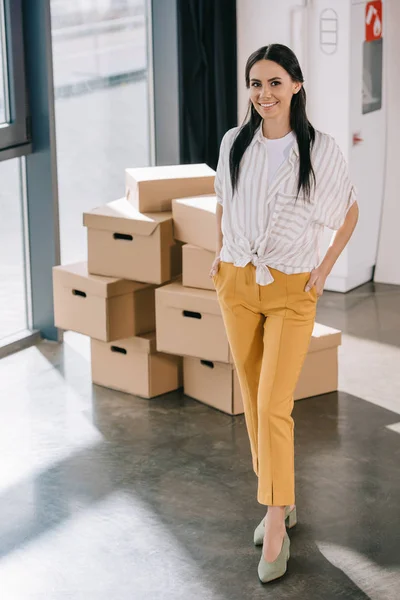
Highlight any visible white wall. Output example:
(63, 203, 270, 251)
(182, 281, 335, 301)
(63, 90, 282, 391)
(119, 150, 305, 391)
(236, 0, 306, 123)
(374, 0, 400, 285)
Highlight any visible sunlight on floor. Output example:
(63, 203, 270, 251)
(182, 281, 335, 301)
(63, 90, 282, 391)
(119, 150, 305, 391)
(317, 540, 400, 600)
(0, 492, 216, 598)
(339, 334, 400, 414)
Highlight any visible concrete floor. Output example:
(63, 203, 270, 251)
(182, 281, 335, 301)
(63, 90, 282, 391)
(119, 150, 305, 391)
(0, 281, 399, 599)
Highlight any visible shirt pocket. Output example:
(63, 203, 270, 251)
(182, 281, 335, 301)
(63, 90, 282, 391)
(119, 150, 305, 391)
(270, 192, 315, 244)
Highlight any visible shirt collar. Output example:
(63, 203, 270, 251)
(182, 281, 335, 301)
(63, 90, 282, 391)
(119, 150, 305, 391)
(252, 124, 299, 157)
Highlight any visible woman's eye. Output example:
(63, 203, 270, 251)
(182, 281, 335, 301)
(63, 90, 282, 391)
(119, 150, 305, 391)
(251, 82, 260, 87)
(271, 81, 280, 86)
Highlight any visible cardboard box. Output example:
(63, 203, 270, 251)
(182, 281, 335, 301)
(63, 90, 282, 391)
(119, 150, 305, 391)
(183, 323, 341, 414)
(53, 262, 156, 342)
(155, 280, 232, 363)
(172, 196, 217, 252)
(125, 164, 215, 213)
(182, 244, 215, 290)
(183, 357, 244, 415)
(91, 332, 183, 399)
(83, 198, 182, 284)
(294, 323, 342, 400)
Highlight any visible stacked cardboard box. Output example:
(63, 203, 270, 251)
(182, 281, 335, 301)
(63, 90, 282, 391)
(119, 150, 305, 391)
(155, 195, 243, 414)
(52, 164, 215, 399)
(52, 162, 342, 410)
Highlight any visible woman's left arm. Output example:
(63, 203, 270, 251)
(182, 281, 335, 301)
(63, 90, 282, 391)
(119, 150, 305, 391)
(305, 201, 359, 295)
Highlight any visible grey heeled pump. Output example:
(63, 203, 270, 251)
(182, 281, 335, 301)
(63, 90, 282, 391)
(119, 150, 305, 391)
(258, 531, 290, 583)
(253, 505, 297, 546)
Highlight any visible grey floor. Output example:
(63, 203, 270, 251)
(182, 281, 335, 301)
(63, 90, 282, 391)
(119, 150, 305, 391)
(0, 281, 400, 599)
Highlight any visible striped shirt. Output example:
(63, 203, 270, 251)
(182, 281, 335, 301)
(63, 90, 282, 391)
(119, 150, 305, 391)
(215, 124, 357, 286)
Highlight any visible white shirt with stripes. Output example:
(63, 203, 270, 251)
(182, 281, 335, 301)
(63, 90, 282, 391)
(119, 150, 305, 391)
(215, 124, 357, 286)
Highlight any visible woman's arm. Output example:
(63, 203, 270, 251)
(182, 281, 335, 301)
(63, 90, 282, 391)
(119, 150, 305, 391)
(305, 201, 359, 294)
(320, 201, 359, 273)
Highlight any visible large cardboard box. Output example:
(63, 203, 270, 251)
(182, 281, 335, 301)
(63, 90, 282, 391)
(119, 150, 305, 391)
(172, 196, 217, 252)
(155, 280, 232, 363)
(183, 323, 341, 414)
(53, 262, 156, 342)
(125, 164, 215, 213)
(83, 198, 182, 284)
(91, 332, 183, 399)
(183, 357, 244, 415)
(182, 244, 215, 291)
(294, 323, 341, 400)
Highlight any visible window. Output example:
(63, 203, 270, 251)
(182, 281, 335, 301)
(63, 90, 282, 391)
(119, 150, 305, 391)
(0, 158, 27, 340)
(0, 19, 6, 124)
(50, 0, 152, 264)
(0, 0, 30, 155)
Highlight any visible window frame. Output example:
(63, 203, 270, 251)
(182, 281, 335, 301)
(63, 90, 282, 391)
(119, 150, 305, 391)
(0, 0, 31, 158)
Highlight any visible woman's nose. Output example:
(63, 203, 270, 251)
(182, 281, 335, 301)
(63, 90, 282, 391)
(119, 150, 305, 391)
(260, 87, 272, 98)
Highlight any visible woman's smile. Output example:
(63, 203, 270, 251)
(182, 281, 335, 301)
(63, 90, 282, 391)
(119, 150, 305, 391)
(259, 101, 279, 112)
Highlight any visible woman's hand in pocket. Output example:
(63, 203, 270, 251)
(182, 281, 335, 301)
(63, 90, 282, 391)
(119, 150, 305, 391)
(209, 256, 221, 279)
(305, 265, 328, 297)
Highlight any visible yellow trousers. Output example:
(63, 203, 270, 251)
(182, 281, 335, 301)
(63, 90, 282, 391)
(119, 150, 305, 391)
(213, 262, 318, 506)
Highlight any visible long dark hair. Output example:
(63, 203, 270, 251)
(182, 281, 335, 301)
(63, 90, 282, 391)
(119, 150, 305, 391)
(230, 44, 315, 201)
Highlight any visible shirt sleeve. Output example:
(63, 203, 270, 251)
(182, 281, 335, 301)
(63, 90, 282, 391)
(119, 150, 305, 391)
(214, 130, 230, 206)
(313, 135, 358, 230)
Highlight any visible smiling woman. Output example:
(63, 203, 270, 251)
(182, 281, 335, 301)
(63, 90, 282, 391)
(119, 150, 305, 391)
(210, 42, 359, 584)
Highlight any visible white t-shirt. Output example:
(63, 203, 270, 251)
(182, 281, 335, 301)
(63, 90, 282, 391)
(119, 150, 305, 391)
(263, 130, 296, 186)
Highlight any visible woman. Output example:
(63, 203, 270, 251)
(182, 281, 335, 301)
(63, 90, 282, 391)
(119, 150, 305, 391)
(209, 44, 359, 583)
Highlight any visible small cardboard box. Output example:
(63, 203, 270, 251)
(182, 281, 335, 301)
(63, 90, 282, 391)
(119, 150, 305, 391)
(91, 332, 183, 399)
(53, 262, 156, 342)
(83, 198, 182, 284)
(125, 163, 215, 213)
(294, 323, 342, 400)
(172, 196, 217, 252)
(155, 280, 232, 363)
(183, 357, 244, 415)
(182, 244, 215, 291)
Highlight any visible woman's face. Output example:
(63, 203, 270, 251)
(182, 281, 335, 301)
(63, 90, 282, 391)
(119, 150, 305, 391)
(248, 59, 301, 121)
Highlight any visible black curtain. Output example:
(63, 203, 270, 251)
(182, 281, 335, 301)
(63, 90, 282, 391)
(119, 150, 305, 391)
(177, 0, 237, 170)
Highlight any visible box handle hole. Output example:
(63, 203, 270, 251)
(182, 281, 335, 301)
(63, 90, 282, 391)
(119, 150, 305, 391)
(72, 289, 87, 298)
(200, 360, 214, 369)
(113, 233, 133, 241)
(111, 346, 127, 355)
(182, 310, 202, 320)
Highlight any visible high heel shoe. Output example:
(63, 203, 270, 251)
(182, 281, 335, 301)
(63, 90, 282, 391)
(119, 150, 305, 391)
(258, 531, 290, 583)
(253, 505, 297, 546)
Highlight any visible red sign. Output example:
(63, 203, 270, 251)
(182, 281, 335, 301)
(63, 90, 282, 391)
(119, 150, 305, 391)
(366, 1, 383, 42)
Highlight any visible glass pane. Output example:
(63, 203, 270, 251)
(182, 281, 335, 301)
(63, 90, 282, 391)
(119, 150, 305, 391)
(0, 1, 7, 124)
(0, 158, 27, 340)
(50, 0, 151, 264)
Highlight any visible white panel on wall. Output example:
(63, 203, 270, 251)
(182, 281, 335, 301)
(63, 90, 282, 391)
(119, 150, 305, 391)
(374, 0, 400, 285)
(236, 0, 306, 123)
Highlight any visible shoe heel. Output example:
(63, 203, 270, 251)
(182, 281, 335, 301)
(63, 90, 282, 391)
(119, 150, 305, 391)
(285, 507, 297, 529)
